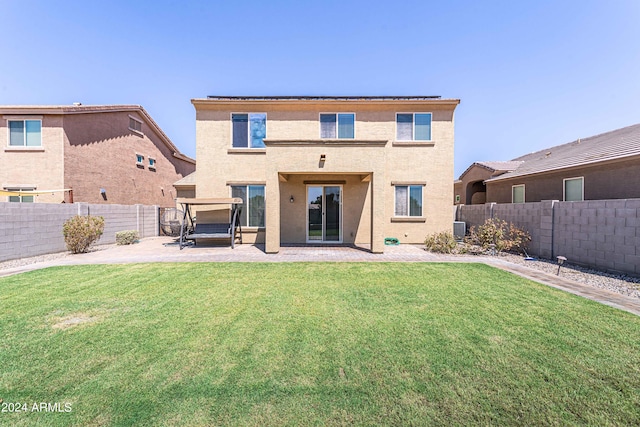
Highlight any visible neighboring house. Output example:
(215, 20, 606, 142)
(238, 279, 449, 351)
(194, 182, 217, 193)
(454, 161, 523, 205)
(455, 123, 640, 204)
(191, 95, 459, 253)
(0, 105, 195, 206)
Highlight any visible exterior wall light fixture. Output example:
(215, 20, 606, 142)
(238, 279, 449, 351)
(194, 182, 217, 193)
(290, 195, 295, 203)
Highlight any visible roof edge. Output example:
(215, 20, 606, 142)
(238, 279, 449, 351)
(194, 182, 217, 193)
(486, 153, 640, 182)
(192, 97, 460, 107)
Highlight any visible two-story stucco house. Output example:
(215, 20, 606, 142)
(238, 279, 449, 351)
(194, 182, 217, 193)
(0, 105, 195, 206)
(192, 96, 459, 253)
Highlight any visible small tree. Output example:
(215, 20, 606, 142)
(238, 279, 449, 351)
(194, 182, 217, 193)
(63, 215, 105, 254)
(424, 231, 457, 254)
(466, 218, 530, 255)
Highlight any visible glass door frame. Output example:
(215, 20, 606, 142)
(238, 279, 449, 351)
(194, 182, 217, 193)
(306, 184, 343, 244)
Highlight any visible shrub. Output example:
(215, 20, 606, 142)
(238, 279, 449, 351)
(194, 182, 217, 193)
(424, 231, 458, 254)
(62, 215, 105, 254)
(115, 230, 139, 245)
(466, 218, 531, 255)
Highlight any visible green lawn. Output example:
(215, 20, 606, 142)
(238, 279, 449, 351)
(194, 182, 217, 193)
(1, 263, 639, 426)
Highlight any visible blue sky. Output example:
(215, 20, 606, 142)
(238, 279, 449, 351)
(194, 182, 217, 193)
(2, 0, 639, 177)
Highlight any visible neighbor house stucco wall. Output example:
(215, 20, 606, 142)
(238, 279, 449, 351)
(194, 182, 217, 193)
(63, 111, 194, 206)
(0, 115, 65, 203)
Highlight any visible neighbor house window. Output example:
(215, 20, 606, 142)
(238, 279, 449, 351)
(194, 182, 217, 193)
(232, 113, 266, 148)
(395, 185, 423, 216)
(129, 116, 142, 133)
(564, 177, 584, 201)
(136, 154, 144, 165)
(6, 188, 34, 203)
(320, 113, 355, 139)
(231, 185, 265, 227)
(396, 113, 431, 141)
(149, 158, 156, 170)
(512, 185, 525, 203)
(8, 120, 42, 147)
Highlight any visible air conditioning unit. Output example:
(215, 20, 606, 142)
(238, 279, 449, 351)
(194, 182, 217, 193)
(453, 221, 466, 241)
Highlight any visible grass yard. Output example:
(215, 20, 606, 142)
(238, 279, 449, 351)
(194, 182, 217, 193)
(1, 263, 639, 426)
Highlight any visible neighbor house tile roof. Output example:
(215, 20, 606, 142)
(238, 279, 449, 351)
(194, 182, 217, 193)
(458, 161, 523, 180)
(173, 171, 196, 187)
(487, 123, 640, 182)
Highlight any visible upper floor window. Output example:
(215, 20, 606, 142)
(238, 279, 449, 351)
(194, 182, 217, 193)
(320, 113, 355, 139)
(512, 185, 525, 203)
(396, 113, 431, 141)
(564, 177, 583, 201)
(8, 120, 42, 147)
(149, 158, 156, 169)
(232, 113, 266, 148)
(129, 116, 142, 133)
(136, 154, 144, 165)
(395, 185, 423, 217)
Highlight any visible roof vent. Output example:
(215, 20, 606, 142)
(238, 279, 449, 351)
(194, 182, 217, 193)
(73, 102, 82, 106)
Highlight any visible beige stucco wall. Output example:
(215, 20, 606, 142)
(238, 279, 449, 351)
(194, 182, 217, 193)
(0, 115, 65, 203)
(194, 99, 458, 251)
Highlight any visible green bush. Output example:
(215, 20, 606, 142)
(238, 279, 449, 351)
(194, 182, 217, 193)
(466, 218, 531, 255)
(116, 230, 139, 245)
(424, 231, 458, 254)
(62, 215, 105, 254)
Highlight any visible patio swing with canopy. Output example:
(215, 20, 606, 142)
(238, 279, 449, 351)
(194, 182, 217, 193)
(176, 198, 243, 249)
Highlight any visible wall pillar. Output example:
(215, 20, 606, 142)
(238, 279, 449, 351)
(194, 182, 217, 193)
(265, 172, 281, 253)
(370, 172, 385, 253)
(485, 202, 496, 220)
(539, 200, 557, 259)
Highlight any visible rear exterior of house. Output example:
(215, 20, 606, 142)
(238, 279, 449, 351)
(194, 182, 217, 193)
(192, 96, 459, 253)
(0, 105, 195, 206)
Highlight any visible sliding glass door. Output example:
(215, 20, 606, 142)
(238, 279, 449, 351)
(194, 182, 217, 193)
(307, 185, 342, 243)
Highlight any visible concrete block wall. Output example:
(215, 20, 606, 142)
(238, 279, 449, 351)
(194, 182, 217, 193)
(553, 199, 640, 275)
(0, 202, 159, 262)
(493, 202, 545, 257)
(456, 204, 488, 228)
(458, 198, 640, 275)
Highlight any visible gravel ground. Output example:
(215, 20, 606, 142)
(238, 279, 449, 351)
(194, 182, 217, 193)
(478, 252, 640, 299)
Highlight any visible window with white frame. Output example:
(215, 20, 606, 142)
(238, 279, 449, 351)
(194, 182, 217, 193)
(6, 188, 34, 203)
(512, 185, 525, 203)
(8, 120, 42, 147)
(136, 154, 144, 165)
(396, 113, 432, 141)
(149, 158, 156, 170)
(395, 185, 423, 216)
(129, 116, 142, 133)
(320, 113, 355, 139)
(232, 113, 266, 148)
(564, 177, 583, 201)
(231, 185, 265, 227)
